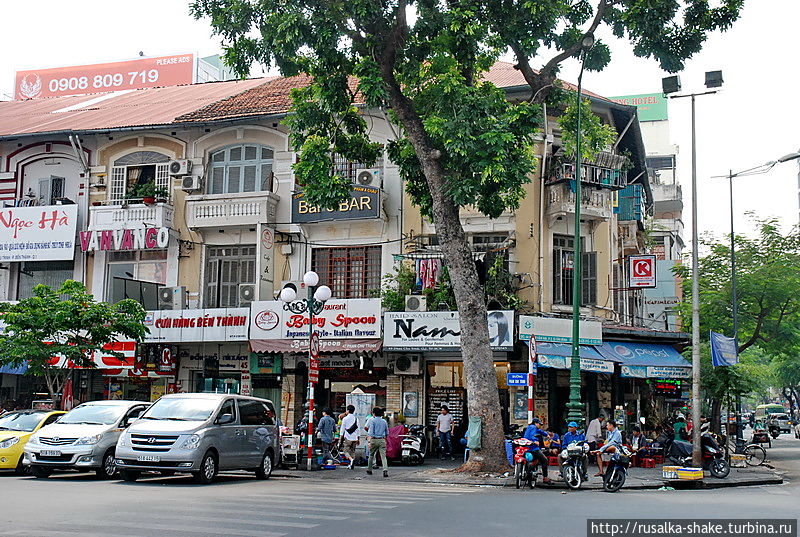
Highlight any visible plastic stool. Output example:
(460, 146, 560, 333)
(548, 456, 560, 466)
(640, 458, 656, 468)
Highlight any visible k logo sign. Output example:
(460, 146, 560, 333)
(629, 255, 657, 288)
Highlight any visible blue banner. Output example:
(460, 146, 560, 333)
(710, 331, 739, 367)
(506, 373, 529, 386)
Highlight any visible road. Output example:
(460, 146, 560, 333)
(2, 436, 798, 537)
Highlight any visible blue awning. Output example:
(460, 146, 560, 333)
(596, 342, 689, 367)
(535, 342, 612, 361)
(0, 363, 28, 375)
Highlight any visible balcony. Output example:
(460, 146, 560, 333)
(547, 151, 628, 190)
(186, 192, 279, 228)
(88, 202, 174, 231)
(546, 183, 612, 224)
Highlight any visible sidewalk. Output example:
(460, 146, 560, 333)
(274, 458, 783, 490)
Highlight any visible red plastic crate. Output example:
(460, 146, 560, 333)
(639, 458, 656, 468)
(547, 456, 560, 466)
(651, 455, 664, 464)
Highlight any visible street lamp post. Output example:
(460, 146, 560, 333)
(713, 151, 800, 452)
(662, 71, 722, 467)
(567, 33, 596, 428)
(280, 271, 332, 471)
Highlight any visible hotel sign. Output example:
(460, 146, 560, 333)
(291, 185, 381, 223)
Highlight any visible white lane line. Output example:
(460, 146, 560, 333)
(118, 507, 349, 521)
(21, 522, 286, 537)
(252, 492, 417, 504)
(141, 498, 376, 514)
(112, 512, 319, 529)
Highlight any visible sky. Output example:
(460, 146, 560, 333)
(1, 1, 798, 242)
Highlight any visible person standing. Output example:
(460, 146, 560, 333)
(339, 405, 360, 470)
(586, 413, 606, 451)
(365, 407, 389, 477)
(673, 414, 688, 441)
(436, 405, 455, 460)
(318, 408, 336, 463)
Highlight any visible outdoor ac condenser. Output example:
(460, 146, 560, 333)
(158, 286, 187, 310)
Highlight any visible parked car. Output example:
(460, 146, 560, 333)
(115, 393, 281, 484)
(767, 413, 791, 438)
(24, 400, 148, 479)
(0, 410, 65, 474)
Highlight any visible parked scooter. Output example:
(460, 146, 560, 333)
(664, 432, 730, 478)
(512, 437, 540, 489)
(602, 445, 632, 492)
(559, 441, 590, 490)
(400, 424, 428, 465)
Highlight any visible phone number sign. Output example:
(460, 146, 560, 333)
(15, 54, 195, 100)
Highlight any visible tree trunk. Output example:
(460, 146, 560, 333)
(383, 80, 508, 472)
(43, 369, 66, 410)
(710, 398, 722, 434)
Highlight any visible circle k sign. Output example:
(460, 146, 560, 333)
(629, 255, 657, 288)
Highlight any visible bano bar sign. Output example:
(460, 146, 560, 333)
(291, 185, 381, 223)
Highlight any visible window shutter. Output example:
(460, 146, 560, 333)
(211, 166, 224, 194)
(110, 166, 126, 202)
(38, 177, 51, 206)
(155, 163, 170, 199)
(50, 176, 65, 202)
(552, 249, 562, 304)
(204, 257, 219, 308)
(581, 251, 597, 306)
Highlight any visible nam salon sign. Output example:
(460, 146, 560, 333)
(79, 227, 169, 252)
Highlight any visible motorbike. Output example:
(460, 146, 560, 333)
(603, 445, 632, 492)
(512, 437, 540, 489)
(400, 424, 428, 465)
(664, 432, 730, 478)
(559, 441, 590, 490)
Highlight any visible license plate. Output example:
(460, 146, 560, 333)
(137, 455, 160, 462)
(40, 450, 61, 457)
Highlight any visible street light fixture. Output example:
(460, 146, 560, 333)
(280, 270, 332, 471)
(663, 70, 722, 467)
(712, 149, 800, 453)
(566, 33, 595, 428)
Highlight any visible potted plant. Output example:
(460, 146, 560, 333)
(129, 183, 169, 205)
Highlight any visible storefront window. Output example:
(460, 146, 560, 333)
(202, 374, 241, 394)
(208, 145, 274, 194)
(17, 260, 74, 298)
(107, 250, 167, 308)
(204, 245, 256, 307)
(428, 363, 465, 388)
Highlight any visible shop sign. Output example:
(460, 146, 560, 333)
(629, 255, 657, 288)
(609, 93, 668, 122)
(518, 316, 602, 345)
(506, 373, 529, 386)
(79, 227, 169, 252)
(15, 54, 195, 100)
(48, 341, 137, 369)
(143, 308, 249, 343)
(281, 354, 387, 369)
(291, 185, 381, 223)
(383, 310, 514, 351)
(537, 355, 614, 373)
(0, 205, 78, 262)
(180, 347, 250, 372)
(240, 367, 252, 397)
(250, 299, 381, 341)
(249, 354, 282, 374)
(620, 365, 690, 379)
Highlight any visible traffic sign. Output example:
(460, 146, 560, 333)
(310, 331, 320, 359)
(507, 373, 529, 386)
(309, 357, 319, 383)
(629, 255, 657, 288)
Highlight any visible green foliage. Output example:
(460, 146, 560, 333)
(127, 182, 169, 200)
(697, 343, 771, 403)
(675, 219, 800, 356)
(485, 254, 525, 310)
(423, 265, 456, 311)
(558, 97, 617, 160)
(0, 281, 147, 406)
(376, 261, 417, 312)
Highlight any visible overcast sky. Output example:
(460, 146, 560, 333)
(1, 1, 798, 242)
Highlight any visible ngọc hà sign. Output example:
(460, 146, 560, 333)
(291, 185, 381, 223)
(80, 227, 169, 252)
(0, 205, 78, 262)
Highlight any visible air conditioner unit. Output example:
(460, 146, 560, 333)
(404, 294, 427, 312)
(278, 280, 308, 299)
(158, 286, 187, 310)
(239, 283, 256, 305)
(169, 159, 192, 176)
(394, 354, 422, 376)
(355, 168, 381, 188)
(181, 175, 201, 192)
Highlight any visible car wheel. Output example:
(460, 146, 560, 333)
(14, 456, 30, 476)
(31, 466, 51, 479)
(193, 451, 217, 484)
(255, 450, 274, 479)
(95, 450, 117, 479)
(120, 470, 140, 482)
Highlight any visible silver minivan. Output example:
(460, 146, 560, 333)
(24, 400, 148, 479)
(115, 393, 281, 484)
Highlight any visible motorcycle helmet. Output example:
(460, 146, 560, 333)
(524, 452, 534, 462)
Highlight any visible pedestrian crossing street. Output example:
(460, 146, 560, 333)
(7, 476, 478, 537)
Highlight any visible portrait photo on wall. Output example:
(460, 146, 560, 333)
(402, 391, 419, 418)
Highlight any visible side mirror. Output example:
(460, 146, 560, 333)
(217, 413, 234, 425)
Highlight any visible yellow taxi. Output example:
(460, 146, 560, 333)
(0, 410, 65, 474)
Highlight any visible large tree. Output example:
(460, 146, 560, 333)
(0, 281, 147, 409)
(192, 0, 742, 470)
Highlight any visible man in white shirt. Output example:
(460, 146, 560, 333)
(339, 405, 359, 469)
(586, 413, 606, 451)
(436, 406, 455, 460)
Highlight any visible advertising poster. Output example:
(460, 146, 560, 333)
(0, 205, 78, 262)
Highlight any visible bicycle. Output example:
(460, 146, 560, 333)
(726, 437, 768, 467)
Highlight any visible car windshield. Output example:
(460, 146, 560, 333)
(59, 404, 126, 425)
(0, 412, 47, 432)
(771, 414, 789, 420)
(141, 398, 220, 421)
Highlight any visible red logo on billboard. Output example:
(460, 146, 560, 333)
(15, 54, 195, 100)
(254, 310, 280, 331)
(629, 255, 657, 288)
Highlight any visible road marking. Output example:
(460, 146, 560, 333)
(119, 507, 349, 521)
(15, 522, 286, 537)
(263, 492, 417, 504)
(145, 498, 376, 514)
(113, 512, 319, 529)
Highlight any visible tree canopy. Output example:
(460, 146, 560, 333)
(0, 281, 147, 408)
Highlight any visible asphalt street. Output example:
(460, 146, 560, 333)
(1, 435, 798, 537)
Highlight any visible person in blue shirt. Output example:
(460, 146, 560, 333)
(561, 421, 586, 447)
(592, 419, 623, 476)
(522, 417, 552, 484)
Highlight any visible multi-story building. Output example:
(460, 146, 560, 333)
(0, 63, 689, 433)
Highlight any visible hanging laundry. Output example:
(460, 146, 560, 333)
(415, 259, 423, 290)
(424, 259, 441, 289)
